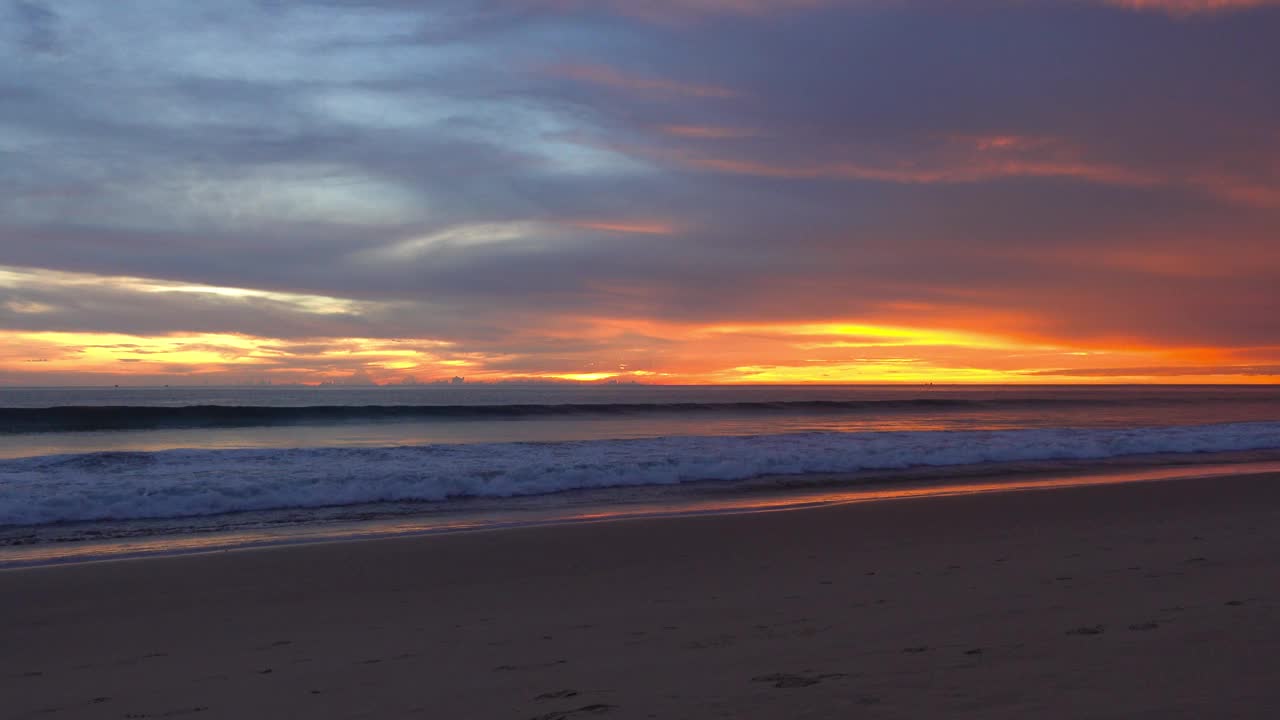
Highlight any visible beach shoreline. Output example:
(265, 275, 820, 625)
(5, 469, 1280, 718)
(7, 450, 1280, 569)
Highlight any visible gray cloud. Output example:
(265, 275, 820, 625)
(10, 1, 60, 54)
(1, 0, 1278, 380)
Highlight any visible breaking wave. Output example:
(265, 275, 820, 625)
(3, 421, 1279, 527)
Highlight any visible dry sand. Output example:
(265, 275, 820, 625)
(5, 472, 1280, 719)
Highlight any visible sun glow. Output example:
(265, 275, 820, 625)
(3, 319, 1276, 386)
(1, 263, 1275, 385)
(702, 322, 1030, 350)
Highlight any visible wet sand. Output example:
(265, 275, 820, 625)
(5, 471, 1280, 719)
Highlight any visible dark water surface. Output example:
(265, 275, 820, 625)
(2, 385, 1278, 562)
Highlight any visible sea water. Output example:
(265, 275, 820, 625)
(3, 384, 1279, 563)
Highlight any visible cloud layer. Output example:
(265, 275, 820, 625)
(1, 0, 1278, 383)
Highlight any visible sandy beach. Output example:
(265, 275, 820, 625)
(5, 471, 1280, 719)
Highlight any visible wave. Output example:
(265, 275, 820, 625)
(0, 396, 1215, 433)
(3, 421, 1279, 527)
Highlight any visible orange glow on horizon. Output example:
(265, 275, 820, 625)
(2, 267, 1274, 387)
(3, 323, 1276, 386)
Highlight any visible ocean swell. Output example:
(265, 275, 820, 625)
(3, 421, 1279, 527)
(0, 395, 1209, 433)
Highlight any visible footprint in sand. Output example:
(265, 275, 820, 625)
(682, 634, 736, 650)
(529, 703, 616, 720)
(536, 690, 579, 701)
(495, 659, 568, 672)
(151, 707, 208, 717)
(752, 672, 847, 689)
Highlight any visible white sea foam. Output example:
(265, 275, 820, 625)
(3, 422, 1279, 527)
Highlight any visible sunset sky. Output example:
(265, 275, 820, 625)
(2, 0, 1278, 385)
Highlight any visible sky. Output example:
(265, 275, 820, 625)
(1, 0, 1278, 385)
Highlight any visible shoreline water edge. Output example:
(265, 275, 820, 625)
(4, 385, 1278, 568)
(5, 450, 1280, 568)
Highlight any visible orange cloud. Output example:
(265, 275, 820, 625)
(588, 131, 1161, 187)
(569, 221, 677, 235)
(3, 321, 1277, 386)
(623, 131, 1280, 206)
(3, 266, 1277, 386)
(1196, 176, 1280, 209)
(683, 154, 1156, 186)
(956, 134, 1056, 152)
(1028, 364, 1280, 378)
(0, 331, 467, 385)
(1105, 0, 1279, 14)
(660, 124, 761, 139)
(549, 63, 739, 99)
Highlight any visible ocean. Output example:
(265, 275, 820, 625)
(3, 384, 1280, 565)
